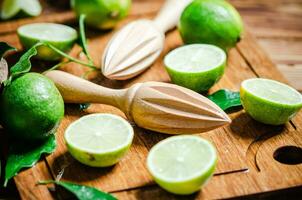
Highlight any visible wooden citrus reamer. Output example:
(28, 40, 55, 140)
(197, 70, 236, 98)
(45, 70, 231, 134)
(101, 0, 192, 80)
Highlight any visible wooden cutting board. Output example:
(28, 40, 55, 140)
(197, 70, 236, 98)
(0, 0, 301, 199)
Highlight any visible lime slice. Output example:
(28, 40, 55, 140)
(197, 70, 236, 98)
(241, 78, 302, 125)
(164, 44, 226, 92)
(17, 23, 78, 61)
(147, 135, 217, 195)
(65, 114, 134, 167)
(1, 0, 42, 20)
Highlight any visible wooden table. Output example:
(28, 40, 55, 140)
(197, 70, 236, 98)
(0, 0, 301, 199)
(233, 0, 302, 92)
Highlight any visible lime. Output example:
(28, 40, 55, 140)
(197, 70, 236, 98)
(65, 114, 134, 167)
(17, 23, 78, 61)
(164, 44, 226, 92)
(179, 0, 243, 51)
(1, 0, 42, 20)
(240, 78, 302, 125)
(71, 0, 131, 29)
(147, 135, 217, 195)
(0, 73, 64, 141)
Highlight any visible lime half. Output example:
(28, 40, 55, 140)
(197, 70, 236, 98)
(241, 78, 302, 125)
(1, 0, 42, 20)
(17, 23, 78, 61)
(147, 135, 217, 195)
(164, 44, 226, 92)
(65, 114, 134, 167)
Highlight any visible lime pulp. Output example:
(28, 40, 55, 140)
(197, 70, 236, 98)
(17, 23, 78, 61)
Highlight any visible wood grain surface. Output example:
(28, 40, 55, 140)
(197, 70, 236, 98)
(0, 0, 301, 199)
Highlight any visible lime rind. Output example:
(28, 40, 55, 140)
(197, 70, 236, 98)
(147, 135, 217, 195)
(66, 141, 132, 167)
(1, 0, 42, 20)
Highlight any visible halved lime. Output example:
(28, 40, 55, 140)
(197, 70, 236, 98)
(241, 78, 302, 125)
(164, 44, 226, 92)
(147, 135, 217, 195)
(1, 0, 42, 20)
(65, 114, 134, 167)
(17, 23, 78, 61)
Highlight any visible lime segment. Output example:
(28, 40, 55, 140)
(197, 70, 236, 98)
(241, 78, 302, 125)
(164, 44, 226, 92)
(242, 78, 302, 105)
(147, 135, 217, 195)
(65, 114, 134, 167)
(1, 0, 42, 20)
(17, 23, 78, 61)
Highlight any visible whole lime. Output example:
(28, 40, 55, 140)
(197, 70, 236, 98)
(179, 0, 243, 51)
(0, 73, 64, 141)
(71, 0, 131, 29)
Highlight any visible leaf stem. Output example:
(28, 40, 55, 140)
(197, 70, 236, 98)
(79, 14, 94, 65)
(42, 42, 99, 71)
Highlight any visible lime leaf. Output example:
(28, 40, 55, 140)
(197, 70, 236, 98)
(0, 42, 16, 58)
(0, 42, 16, 88)
(208, 89, 242, 111)
(79, 103, 90, 110)
(4, 135, 56, 187)
(4, 43, 40, 86)
(38, 180, 117, 200)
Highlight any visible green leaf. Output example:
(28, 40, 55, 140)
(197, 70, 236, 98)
(78, 14, 93, 63)
(0, 42, 16, 86)
(9, 44, 39, 77)
(208, 89, 242, 111)
(0, 42, 16, 59)
(79, 103, 91, 110)
(4, 135, 56, 187)
(4, 43, 41, 86)
(38, 180, 117, 200)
